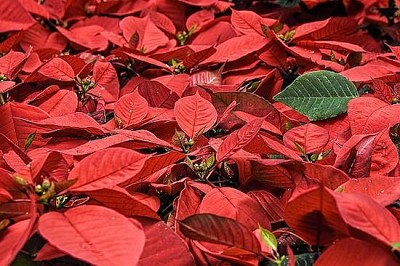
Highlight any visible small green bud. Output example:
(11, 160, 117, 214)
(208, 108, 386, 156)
(35, 184, 43, 194)
(42, 179, 51, 190)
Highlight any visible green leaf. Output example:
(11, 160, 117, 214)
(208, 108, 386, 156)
(275, 0, 301, 8)
(391, 242, 400, 251)
(259, 226, 277, 252)
(24, 131, 36, 151)
(273, 70, 359, 121)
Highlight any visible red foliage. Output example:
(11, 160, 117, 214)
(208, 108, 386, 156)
(0, 0, 400, 265)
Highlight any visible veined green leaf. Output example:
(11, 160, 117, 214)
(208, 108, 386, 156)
(273, 70, 359, 121)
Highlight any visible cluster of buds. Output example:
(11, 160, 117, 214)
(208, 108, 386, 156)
(76, 76, 95, 100)
(0, 73, 7, 82)
(170, 59, 185, 74)
(176, 25, 196, 46)
(172, 130, 194, 153)
(186, 154, 215, 180)
(176, 31, 190, 46)
(35, 179, 56, 205)
(277, 30, 296, 43)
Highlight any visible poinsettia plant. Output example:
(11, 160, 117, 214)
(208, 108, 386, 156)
(0, 0, 400, 265)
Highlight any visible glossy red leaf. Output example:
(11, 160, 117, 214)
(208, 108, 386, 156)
(334, 192, 400, 246)
(69, 147, 148, 191)
(199, 187, 271, 230)
(339, 177, 400, 206)
(85, 187, 160, 219)
(284, 186, 349, 245)
(174, 91, 217, 139)
(38, 58, 75, 81)
(119, 151, 185, 187)
(217, 118, 264, 161)
(179, 213, 261, 254)
(114, 90, 149, 128)
(138, 219, 195, 266)
(315, 238, 399, 266)
(38, 205, 145, 266)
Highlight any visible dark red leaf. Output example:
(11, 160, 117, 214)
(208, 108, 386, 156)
(284, 186, 349, 245)
(179, 213, 261, 254)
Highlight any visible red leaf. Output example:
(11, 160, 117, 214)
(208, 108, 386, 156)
(0, 102, 49, 149)
(85, 187, 160, 219)
(91, 61, 119, 102)
(339, 177, 400, 206)
(119, 151, 185, 187)
(303, 163, 350, 190)
(186, 9, 214, 32)
(179, 213, 261, 254)
(0, 1, 35, 33)
(38, 205, 145, 265)
(217, 118, 264, 161)
(38, 58, 75, 81)
(202, 35, 269, 64)
(348, 97, 400, 134)
(334, 192, 400, 246)
(371, 79, 393, 104)
(284, 186, 349, 245)
(315, 238, 399, 266)
(283, 123, 330, 155)
(199, 187, 271, 230)
(177, 0, 218, 6)
(120, 16, 169, 53)
(174, 91, 217, 139)
(138, 219, 195, 265)
(247, 190, 284, 222)
(0, 219, 35, 265)
(231, 9, 276, 36)
(249, 159, 297, 189)
(0, 49, 30, 80)
(293, 17, 358, 41)
(28, 112, 107, 136)
(32, 87, 78, 116)
(137, 81, 179, 108)
(69, 147, 148, 191)
(370, 128, 399, 175)
(114, 90, 149, 128)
